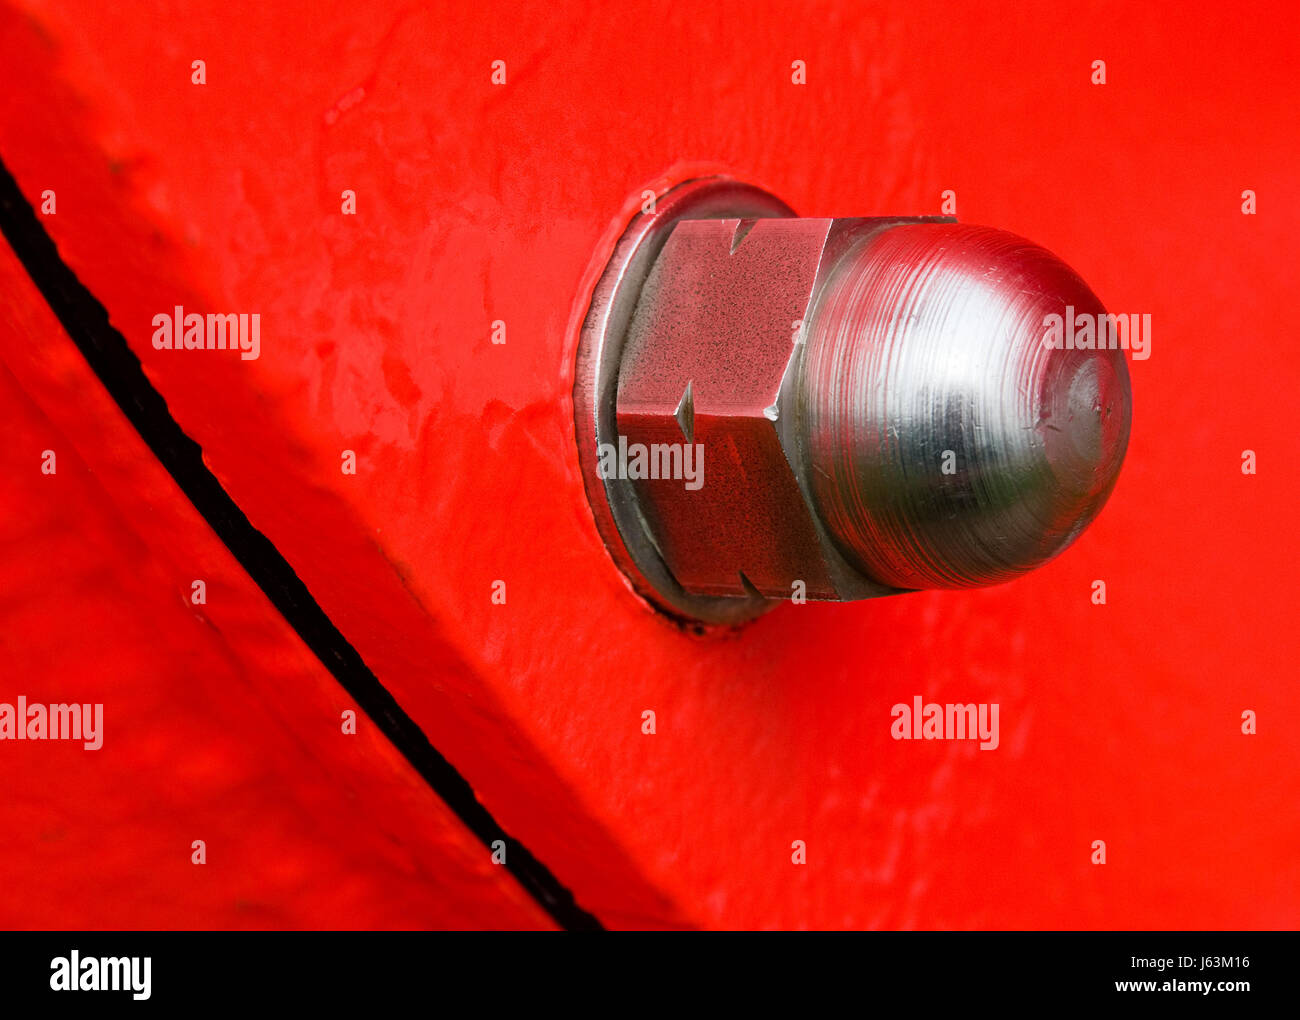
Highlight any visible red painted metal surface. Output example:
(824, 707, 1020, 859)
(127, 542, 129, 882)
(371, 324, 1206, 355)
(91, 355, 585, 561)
(0, 243, 552, 929)
(1, 0, 1297, 928)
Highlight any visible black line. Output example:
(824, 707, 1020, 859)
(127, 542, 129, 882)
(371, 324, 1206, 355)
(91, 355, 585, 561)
(0, 157, 601, 931)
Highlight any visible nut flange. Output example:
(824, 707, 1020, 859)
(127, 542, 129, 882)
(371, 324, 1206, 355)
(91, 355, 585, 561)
(574, 178, 794, 624)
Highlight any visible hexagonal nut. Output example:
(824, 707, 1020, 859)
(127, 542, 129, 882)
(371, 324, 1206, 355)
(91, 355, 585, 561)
(614, 216, 842, 599)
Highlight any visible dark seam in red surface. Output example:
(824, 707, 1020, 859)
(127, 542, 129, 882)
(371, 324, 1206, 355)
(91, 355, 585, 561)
(0, 156, 602, 932)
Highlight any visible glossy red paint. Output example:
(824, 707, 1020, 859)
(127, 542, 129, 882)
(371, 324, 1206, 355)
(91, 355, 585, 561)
(0, 0, 1296, 928)
(0, 242, 552, 929)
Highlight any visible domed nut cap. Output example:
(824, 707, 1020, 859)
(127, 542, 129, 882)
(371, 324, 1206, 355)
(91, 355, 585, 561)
(798, 223, 1133, 590)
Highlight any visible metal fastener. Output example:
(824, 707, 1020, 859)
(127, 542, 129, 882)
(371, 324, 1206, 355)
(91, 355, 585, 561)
(575, 178, 1132, 625)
